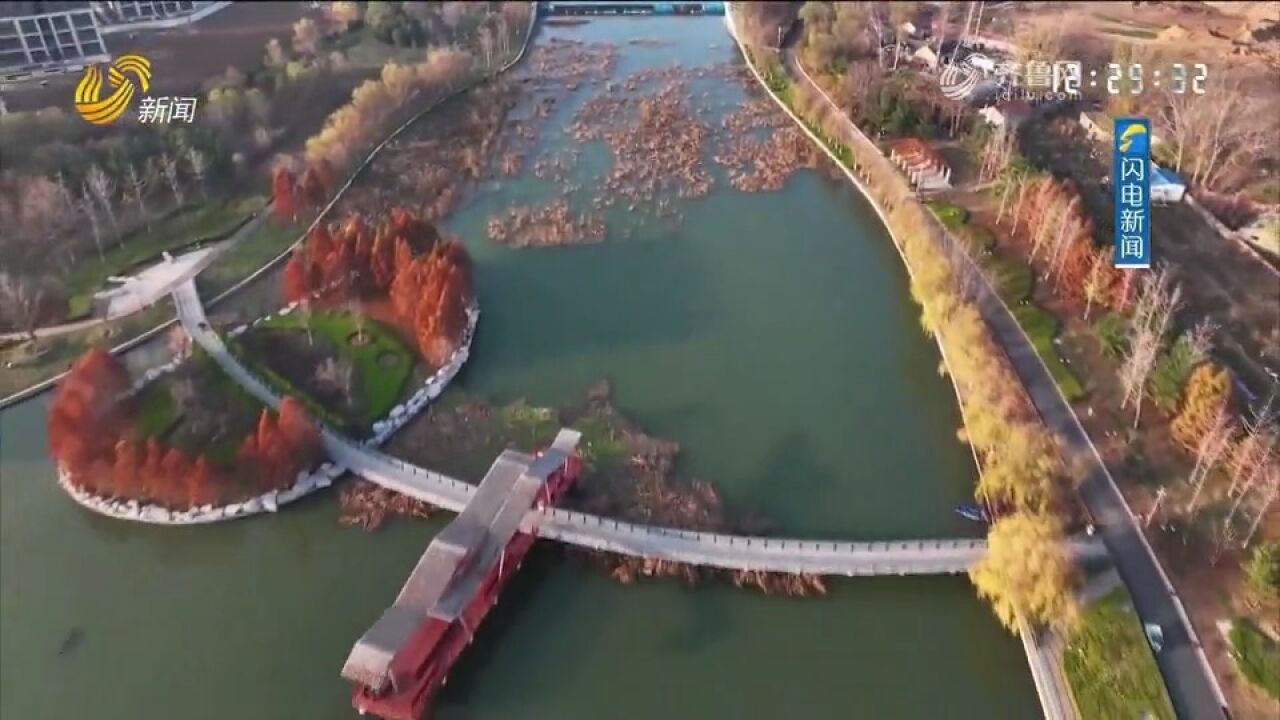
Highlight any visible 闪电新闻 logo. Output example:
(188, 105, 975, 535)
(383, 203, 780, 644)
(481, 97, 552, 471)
(74, 54, 152, 125)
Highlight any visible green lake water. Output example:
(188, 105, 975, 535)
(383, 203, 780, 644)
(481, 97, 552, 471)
(0, 16, 1039, 720)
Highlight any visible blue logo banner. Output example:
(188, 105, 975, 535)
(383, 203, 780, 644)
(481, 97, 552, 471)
(1113, 117, 1151, 269)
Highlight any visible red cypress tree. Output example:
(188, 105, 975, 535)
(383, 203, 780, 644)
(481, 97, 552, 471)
(140, 438, 165, 503)
(282, 252, 312, 303)
(158, 448, 191, 508)
(272, 167, 298, 222)
(111, 439, 142, 499)
(277, 398, 319, 456)
(370, 228, 398, 290)
(299, 166, 327, 208)
(308, 225, 335, 265)
(48, 348, 130, 480)
(189, 457, 218, 507)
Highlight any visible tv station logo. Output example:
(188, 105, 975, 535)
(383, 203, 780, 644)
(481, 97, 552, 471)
(73, 53, 197, 125)
(1113, 118, 1151, 269)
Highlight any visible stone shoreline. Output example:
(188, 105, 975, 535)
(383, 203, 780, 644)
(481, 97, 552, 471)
(57, 305, 479, 525)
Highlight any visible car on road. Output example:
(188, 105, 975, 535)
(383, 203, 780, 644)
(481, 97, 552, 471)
(1144, 623, 1165, 654)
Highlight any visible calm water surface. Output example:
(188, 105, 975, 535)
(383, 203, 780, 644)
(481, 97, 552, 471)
(0, 16, 1039, 720)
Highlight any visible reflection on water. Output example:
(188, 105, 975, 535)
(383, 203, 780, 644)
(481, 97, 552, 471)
(0, 16, 1038, 720)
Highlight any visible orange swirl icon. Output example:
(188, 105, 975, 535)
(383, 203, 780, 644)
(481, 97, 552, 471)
(74, 54, 152, 125)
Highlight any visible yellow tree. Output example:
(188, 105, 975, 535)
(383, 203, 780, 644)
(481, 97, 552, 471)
(1171, 363, 1233, 450)
(978, 424, 1060, 512)
(970, 512, 1079, 631)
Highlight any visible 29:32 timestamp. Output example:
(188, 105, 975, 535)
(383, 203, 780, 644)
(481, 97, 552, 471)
(1100, 63, 1208, 94)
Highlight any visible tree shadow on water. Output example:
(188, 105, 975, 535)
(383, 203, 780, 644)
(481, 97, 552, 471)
(468, 239, 717, 375)
(740, 431, 836, 535)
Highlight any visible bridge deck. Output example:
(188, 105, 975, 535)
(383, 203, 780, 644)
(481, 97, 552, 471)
(173, 280, 1107, 579)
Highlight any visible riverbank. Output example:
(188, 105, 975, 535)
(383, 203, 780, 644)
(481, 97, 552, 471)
(2, 15, 1043, 720)
(726, 5, 1229, 718)
(53, 302, 478, 525)
(0, 9, 537, 412)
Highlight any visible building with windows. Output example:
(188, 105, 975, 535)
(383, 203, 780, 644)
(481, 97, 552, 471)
(91, 1, 227, 33)
(0, 2, 108, 78)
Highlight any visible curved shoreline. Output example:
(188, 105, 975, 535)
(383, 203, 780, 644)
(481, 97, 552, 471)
(0, 11, 538, 412)
(720, 9, 986, 490)
(724, 9, 1229, 716)
(57, 305, 479, 525)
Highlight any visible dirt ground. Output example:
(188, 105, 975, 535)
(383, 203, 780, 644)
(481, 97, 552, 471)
(3, 1, 318, 112)
(948, 180, 1280, 717)
(1021, 114, 1280, 401)
(990, 1, 1279, 65)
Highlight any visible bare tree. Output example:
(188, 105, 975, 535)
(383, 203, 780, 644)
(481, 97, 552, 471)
(933, 1, 952, 54)
(264, 37, 287, 68)
(0, 272, 45, 336)
(123, 162, 150, 228)
(186, 147, 209, 199)
(478, 24, 494, 70)
(1007, 177, 1032, 236)
(314, 357, 354, 405)
(980, 128, 1016, 184)
(1243, 465, 1279, 547)
(1145, 486, 1168, 528)
(1120, 265, 1181, 427)
(1183, 404, 1234, 516)
(159, 153, 185, 207)
(79, 181, 106, 261)
(1082, 248, 1109, 320)
(1226, 424, 1276, 528)
(291, 17, 321, 57)
(1157, 78, 1275, 191)
(85, 164, 120, 241)
(1186, 318, 1217, 364)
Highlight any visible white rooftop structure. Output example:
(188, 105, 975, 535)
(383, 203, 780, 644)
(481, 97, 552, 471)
(0, 2, 108, 76)
(92, 246, 220, 320)
(341, 430, 582, 694)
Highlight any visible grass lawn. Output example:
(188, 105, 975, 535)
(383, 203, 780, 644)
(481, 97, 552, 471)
(0, 304, 173, 399)
(327, 26, 433, 70)
(988, 256, 1033, 304)
(251, 309, 414, 427)
(65, 195, 267, 319)
(957, 223, 996, 253)
(128, 349, 268, 475)
(944, 203, 1086, 402)
(927, 200, 970, 231)
(954, 224, 1086, 401)
(132, 381, 181, 440)
(1063, 589, 1176, 720)
(1229, 619, 1280, 700)
(499, 400, 559, 452)
(570, 412, 628, 470)
(196, 216, 305, 298)
(1013, 304, 1087, 401)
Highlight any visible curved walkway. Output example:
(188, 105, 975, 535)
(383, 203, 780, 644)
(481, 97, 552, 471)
(174, 279, 1106, 576)
(759, 17, 1227, 718)
(0, 12, 540, 412)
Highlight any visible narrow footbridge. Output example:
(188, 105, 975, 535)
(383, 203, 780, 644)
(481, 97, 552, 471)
(539, 2, 725, 17)
(173, 280, 1105, 576)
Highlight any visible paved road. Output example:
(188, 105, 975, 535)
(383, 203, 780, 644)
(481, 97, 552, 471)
(775, 36, 1228, 719)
